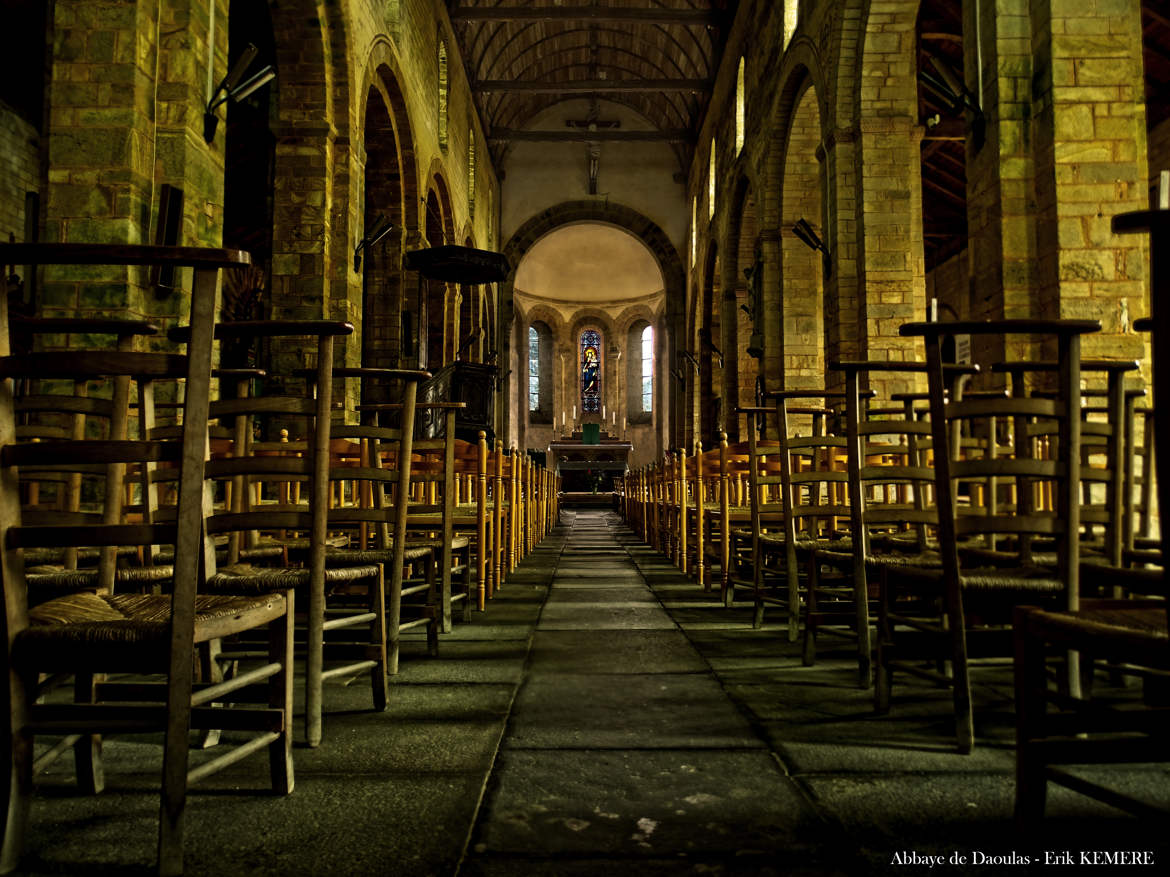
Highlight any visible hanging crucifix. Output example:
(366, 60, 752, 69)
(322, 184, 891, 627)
(565, 98, 620, 194)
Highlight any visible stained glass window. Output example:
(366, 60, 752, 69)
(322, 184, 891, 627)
(528, 326, 540, 411)
(581, 329, 601, 412)
(641, 325, 654, 413)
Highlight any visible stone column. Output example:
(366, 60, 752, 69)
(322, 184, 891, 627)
(1029, 0, 1149, 366)
(855, 115, 929, 384)
(42, 0, 220, 318)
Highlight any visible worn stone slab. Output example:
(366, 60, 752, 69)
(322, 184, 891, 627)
(391, 639, 532, 684)
(555, 566, 639, 577)
(551, 577, 644, 589)
(804, 771, 1170, 873)
(526, 630, 708, 675)
(461, 853, 856, 877)
(506, 673, 763, 749)
(544, 587, 658, 605)
(27, 757, 486, 877)
(475, 748, 821, 857)
(537, 604, 676, 630)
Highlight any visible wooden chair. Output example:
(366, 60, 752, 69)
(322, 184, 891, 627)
(12, 317, 171, 595)
(731, 394, 850, 638)
(802, 362, 971, 687)
(188, 322, 386, 750)
(712, 435, 754, 606)
(453, 431, 493, 609)
(1010, 208, 1170, 820)
(885, 318, 1098, 753)
(0, 243, 294, 876)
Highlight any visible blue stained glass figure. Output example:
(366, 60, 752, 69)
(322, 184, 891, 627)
(581, 329, 601, 412)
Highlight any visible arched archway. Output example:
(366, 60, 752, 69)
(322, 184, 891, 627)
(729, 177, 761, 441)
(781, 77, 826, 391)
(502, 201, 685, 456)
(359, 59, 418, 389)
(700, 243, 722, 445)
(423, 173, 455, 370)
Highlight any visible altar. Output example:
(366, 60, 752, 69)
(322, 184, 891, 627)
(549, 427, 633, 496)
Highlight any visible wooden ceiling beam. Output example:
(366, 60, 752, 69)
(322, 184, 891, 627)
(450, 5, 719, 26)
(922, 175, 966, 205)
(475, 78, 712, 94)
(489, 127, 691, 143)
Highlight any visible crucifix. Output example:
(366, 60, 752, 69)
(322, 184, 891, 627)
(565, 101, 619, 194)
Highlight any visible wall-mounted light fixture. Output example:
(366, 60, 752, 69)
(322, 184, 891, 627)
(203, 43, 276, 143)
(792, 217, 832, 279)
(353, 215, 395, 271)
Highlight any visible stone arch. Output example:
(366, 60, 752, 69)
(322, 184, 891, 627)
(458, 231, 478, 361)
(356, 55, 420, 385)
(728, 175, 761, 441)
(423, 169, 456, 370)
(501, 201, 684, 454)
(699, 242, 722, 444)
(781, 74, 827, 391)
(518, 303, 567, 347)
(359, 44, 422, 238)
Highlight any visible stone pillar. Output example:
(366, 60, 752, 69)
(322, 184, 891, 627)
(965, 0, 1039, 368)
(1029, 0, 1149, 366)
(43, 0, 220, 318)
(825, 128, 861, 391)
(855, 115, 928, 385)
(754, 230, 782, 437)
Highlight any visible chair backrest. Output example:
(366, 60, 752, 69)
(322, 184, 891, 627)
(900, 319, 1100, 614)
(994, 358, 1141, 568)
(834, 362, 979, 563)
(197, 323, 355, 576)
(0, 241, 244, 697)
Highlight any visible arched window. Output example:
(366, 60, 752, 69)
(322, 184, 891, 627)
(437, 40, 449, 151)
(528, 321, 552, 422)
(735, 58, 746, 155)
(626, 320, 655, 423)
(690, 196, 697, 267)
(528, 326, 540, 411)
(581, 329, 601, 412)
(784, 0, 799, 50)
(641, 325, 654, 413)
(708, 138, 716, 221)
(468, 127, 476, 217)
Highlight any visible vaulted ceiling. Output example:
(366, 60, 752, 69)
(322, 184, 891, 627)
(446, 1, 739, 170)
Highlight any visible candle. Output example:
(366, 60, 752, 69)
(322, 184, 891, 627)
(602, 404, 606, 419)
(572, 405, 576, 420)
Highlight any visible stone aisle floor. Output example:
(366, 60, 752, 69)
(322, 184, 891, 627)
(16, 508, 1170, 876)
(461, 510, 847, 876)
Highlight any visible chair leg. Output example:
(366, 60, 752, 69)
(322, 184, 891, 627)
(802, 564, 818, 667)
(305, 572, 325, 749)
(157, 682, 195, 876)
(949, 610, 975, 754)
(1013, 609, 1048, 824)
(386, 558, 403, 677)
(425, 557, 440, 657)
(852, 565, 872, 691)
(874, 569, 893, 714)
(462, 549, 473, 623)
(1, 678, 34, 875)
(72, 672, 105, 793)
(194, 642, 223, 750)
(369, 567, 388, 712)
(268, 591, 295, 796)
